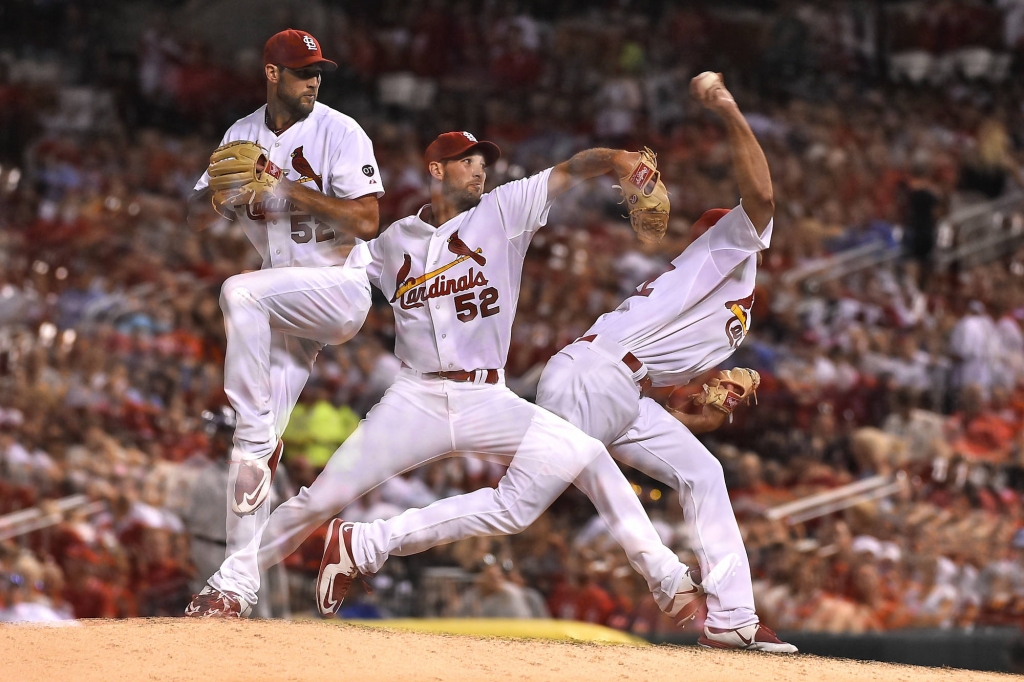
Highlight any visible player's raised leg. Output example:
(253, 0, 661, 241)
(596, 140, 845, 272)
(220, 263, 370, 514)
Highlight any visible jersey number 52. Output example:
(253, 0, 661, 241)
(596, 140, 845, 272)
(454, 287, 500, 322)
(290, 213, 335, 244)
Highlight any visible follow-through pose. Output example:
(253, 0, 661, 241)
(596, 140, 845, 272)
(183, 28, 383, 615)
(190, 130, 702, 623)
(336, 74, 797, 652)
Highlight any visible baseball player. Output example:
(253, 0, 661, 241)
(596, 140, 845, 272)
(183, 29, 382, 614)
(189, 131, 704, 623)
(335, 74, 797, 652)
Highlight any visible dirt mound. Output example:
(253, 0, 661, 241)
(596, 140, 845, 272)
(1, 619, 1015, 682)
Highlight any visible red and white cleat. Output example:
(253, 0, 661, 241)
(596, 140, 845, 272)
(317, 519, 361, 616)
(698, 623, 798, 653)
(666, 565, 705, 625)
(231, 440, 284, 515)
(184, 585, 252, 618)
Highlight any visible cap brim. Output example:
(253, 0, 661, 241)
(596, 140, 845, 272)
(283, 56, 338, 72)
(447, 141, 501, 166)
(472, 141, 501, 166)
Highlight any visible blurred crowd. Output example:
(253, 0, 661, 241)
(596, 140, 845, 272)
(6, 0, 1024, 635)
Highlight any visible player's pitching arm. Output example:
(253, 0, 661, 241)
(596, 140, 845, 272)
(187, 185, 378, 239)
(690, 73, 774, 233)
(547, 148, 639, 200)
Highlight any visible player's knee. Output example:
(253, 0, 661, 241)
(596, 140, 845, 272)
(220, 274, 258, 312)
(678, 454, 725, 494)
(574, 436, 606, 471)
(491, 491, 531, 534)
(302, 489, 344, 524)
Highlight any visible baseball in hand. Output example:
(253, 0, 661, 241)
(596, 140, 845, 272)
(693, 71, 722, 95)
(691, 71, 735, 106)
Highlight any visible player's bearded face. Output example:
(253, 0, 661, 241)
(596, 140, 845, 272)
(441, 154, 487, 211)
(277, 66, 321, 117)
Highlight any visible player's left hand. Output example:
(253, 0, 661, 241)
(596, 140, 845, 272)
(616, 147, 670, 244)
(207, 140, 283, 207)
(694, 368, 760, 415)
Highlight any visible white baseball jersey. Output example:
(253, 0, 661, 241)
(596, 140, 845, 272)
(357, 168, 553, 373)
(195, 102, 384, 269)
(586, 204, 772, 387)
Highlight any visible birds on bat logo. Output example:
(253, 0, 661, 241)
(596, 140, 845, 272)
(392, 230, 488, 310)
(724, 292, 754, 348)
(290, 146, 323, 191)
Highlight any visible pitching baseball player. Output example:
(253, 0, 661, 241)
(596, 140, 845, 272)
(183, 29, 382, 614)
(189, 131, 704, 622)
(335, 74, 797, 652)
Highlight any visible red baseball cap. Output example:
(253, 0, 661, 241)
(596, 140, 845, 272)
(263, 29, 337, 71)
(424, 131, 501, 168)
(691, 208, 731, 239)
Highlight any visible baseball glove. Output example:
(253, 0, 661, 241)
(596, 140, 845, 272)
(207, 141, 282, 210)
(616, 147, 670, 245)
(695, 368, 760, 414)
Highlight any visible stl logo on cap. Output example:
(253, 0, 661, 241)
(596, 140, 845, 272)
(461, 132, 478, 143)
(303, 35, 317, 50)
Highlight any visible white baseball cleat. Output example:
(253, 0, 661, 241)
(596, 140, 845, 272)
(231, 440, 284, 515)
(698, 622, 798, 653)
(666, 565, 704, 625)
(317, 519, 361, 616)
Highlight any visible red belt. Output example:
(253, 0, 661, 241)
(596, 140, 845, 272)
(423, 368, 500, 384)
(578, 335, 652, 397)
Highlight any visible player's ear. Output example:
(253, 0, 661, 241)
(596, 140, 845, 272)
(265, 64, 280, 84)
(427, 160, 444, 182)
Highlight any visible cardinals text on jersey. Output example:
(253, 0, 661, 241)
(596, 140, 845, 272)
(364, 169, 553, 374)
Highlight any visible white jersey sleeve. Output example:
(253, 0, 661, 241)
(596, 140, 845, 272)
(362, 235, 386, 291)
(491, 168, 554, 250)
(327, 124, 383, 200)
(707, 202, 773, 275)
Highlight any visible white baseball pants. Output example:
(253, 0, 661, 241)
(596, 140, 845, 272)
(350, 336, 688, 613)
(545, 340, 758, 629)
(208, 370, 608, 605)
(351, 338, 757, 628)
(218, 263, 370, 556)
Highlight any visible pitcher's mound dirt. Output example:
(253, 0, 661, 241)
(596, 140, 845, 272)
(1, 618, 1016, 682)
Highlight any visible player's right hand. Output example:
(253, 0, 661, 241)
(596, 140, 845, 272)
(211, 188, 242, 219)
(690, 72, 737, 114)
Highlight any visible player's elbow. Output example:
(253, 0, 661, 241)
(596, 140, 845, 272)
(751, 186, 774, 216)
(745, 187, 774, 231)
(186, 209, 206, 232)
(354, 215, 378, 240)
(187, 189, 215, 231)
(354, 202, 380, 239)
